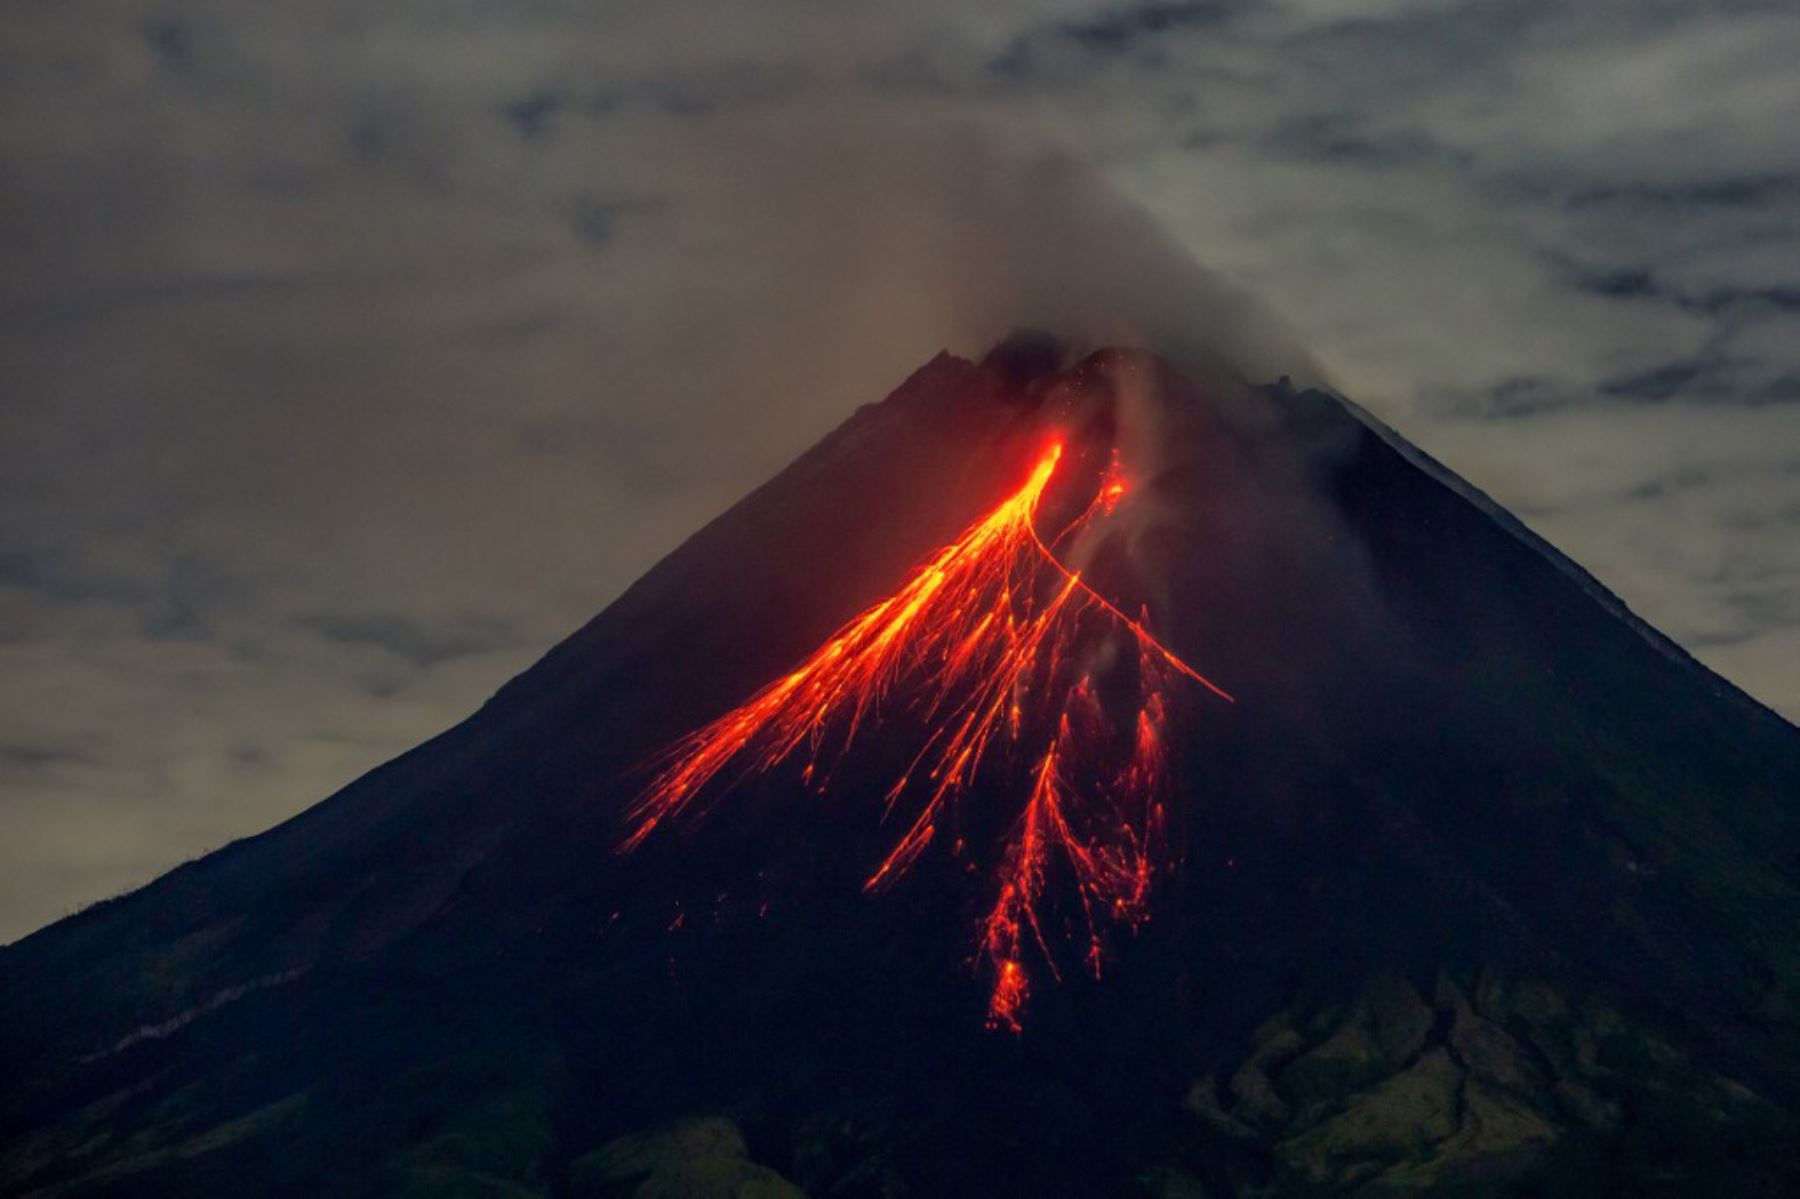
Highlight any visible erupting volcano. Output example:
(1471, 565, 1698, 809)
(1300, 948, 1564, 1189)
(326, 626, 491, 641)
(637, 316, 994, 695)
(4, 337, 1798, 1197)
(622, 438, 1231, 1030)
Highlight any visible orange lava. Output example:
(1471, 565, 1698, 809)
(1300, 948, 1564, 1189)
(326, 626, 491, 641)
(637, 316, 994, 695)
(622, 439, 1231, 1029)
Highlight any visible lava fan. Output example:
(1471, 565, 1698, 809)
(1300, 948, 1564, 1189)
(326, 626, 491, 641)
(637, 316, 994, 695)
(621, 438, 1232, 1029)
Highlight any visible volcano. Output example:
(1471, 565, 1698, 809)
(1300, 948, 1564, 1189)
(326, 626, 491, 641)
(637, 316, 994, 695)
(3, 336, 1797, 1197)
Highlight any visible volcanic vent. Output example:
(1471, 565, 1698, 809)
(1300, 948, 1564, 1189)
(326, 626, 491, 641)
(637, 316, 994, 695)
(2, 336, 1798, 1197)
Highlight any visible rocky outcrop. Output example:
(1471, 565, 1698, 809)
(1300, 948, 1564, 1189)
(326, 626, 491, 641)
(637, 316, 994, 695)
(569, 1118, 801, 1199)
(1184, 971, 1788, 1195)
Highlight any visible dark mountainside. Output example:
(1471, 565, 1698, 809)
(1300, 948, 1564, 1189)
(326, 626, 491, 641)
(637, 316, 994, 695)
(3, 338, 1798, 1197)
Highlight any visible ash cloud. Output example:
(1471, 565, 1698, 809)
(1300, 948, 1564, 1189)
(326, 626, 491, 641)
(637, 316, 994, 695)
(636, 112, 1325, 397)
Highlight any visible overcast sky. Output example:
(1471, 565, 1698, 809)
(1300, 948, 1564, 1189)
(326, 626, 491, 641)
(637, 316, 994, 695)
(2, 0, 1796, 943)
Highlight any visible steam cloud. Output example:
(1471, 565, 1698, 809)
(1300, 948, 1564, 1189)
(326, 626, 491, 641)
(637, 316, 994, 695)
(631, 112, 1327, 413)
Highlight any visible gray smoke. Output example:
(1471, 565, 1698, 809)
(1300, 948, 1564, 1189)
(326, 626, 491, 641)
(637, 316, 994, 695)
(631, 111, 1326, 407)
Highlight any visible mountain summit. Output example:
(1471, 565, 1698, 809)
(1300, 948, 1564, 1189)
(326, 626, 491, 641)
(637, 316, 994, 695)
(3, 339, 1797, 1196)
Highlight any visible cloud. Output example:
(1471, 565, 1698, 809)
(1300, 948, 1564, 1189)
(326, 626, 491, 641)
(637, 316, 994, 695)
(294, 611, 519, 671)
(0, 0, 1796, 941)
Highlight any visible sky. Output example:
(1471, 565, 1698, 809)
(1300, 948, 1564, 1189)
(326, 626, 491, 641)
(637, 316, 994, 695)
(1, 0, 1796, 944)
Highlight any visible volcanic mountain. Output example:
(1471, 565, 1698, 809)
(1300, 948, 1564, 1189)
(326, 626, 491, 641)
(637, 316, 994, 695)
(3, 336, 1798, 1197)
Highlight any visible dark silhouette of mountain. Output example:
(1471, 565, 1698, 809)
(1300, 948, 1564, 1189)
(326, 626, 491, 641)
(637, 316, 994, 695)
(3, 338, 1797, 1197)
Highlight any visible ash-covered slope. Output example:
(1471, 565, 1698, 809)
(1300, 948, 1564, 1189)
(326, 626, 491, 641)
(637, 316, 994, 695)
(2, 337, 1797, 1198)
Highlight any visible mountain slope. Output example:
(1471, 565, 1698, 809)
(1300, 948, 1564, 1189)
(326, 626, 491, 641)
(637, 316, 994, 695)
(2, 338, 1797, 1197)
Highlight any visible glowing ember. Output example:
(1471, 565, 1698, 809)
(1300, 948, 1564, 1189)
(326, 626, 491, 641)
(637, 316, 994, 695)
(622, 439, 1231, 1029)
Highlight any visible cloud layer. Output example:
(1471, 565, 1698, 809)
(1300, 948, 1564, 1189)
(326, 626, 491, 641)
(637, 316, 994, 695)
(2, 0, 1796, 941)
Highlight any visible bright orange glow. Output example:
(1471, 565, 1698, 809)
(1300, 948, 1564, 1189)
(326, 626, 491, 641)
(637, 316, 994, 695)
(622, 439, 1231, 1029)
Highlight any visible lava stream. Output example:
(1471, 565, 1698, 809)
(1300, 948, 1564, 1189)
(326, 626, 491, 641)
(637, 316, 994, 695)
(621, 440, 1230, 1029)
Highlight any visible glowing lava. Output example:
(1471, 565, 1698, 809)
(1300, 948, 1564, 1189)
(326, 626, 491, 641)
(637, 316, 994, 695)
(622, 439, 1231, 1030)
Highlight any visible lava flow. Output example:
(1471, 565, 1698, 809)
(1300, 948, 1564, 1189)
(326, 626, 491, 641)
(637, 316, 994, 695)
(622, 439, 1231, 1030)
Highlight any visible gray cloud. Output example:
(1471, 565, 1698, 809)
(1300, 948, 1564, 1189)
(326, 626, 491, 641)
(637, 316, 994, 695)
(0, 0, 1796, 942)
(294, 611, 519, 671)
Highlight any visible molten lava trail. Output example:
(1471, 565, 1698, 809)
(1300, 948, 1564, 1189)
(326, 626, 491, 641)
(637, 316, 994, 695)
(622, 441, 1231, 1030)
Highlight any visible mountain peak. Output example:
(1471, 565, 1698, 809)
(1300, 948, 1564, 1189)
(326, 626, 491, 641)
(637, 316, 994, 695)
(978, 326, 1067, 386)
